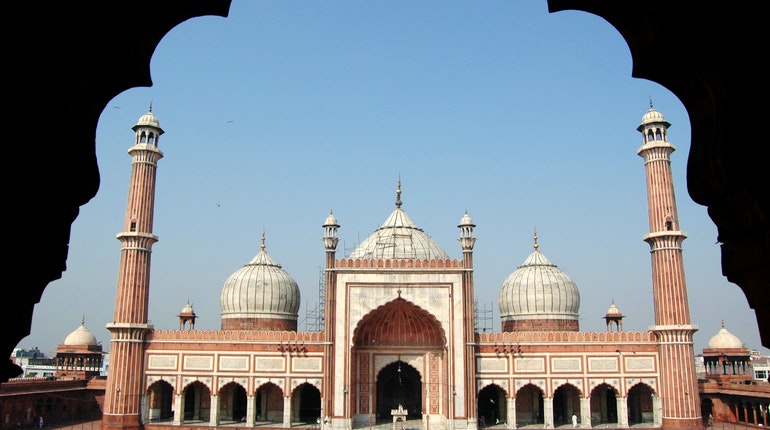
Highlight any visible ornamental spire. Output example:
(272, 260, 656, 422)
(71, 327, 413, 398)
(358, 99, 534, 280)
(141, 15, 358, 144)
(395, 176, 402, 208)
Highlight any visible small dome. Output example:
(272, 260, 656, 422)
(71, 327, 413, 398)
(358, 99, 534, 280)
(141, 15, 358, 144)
(708, 321, 743, 349)
(637, 101, 670, 130)
(179, 301, 195, 316)
(499, 234, 580, 328)
(136, 108, 160, 128)
(605, 301, 622, 317)
(458, 210, 474, 227)
(63, 318, 98, 346)
(220, 233, 301, 327)
(641, 107, 665, 123)
(323, 210, 339, 227)
(349, 182, 449, 260)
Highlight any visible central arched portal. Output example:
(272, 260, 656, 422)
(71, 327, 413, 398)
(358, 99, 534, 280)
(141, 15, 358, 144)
(376, 360, 422, 420)
(351, 297, 448, 426)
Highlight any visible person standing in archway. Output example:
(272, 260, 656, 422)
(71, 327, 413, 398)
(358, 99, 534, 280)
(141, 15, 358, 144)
(572, 414, 577, 428)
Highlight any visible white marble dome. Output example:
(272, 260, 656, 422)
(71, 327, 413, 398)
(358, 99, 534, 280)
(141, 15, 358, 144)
(498, 237, 580, 324)
(708, 322, 743, 349)
(63, 318, 98, 346)
(348, 184, 449, 260)
(220, 235, 300, 322)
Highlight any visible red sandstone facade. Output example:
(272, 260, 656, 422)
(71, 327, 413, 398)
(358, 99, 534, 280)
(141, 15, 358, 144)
(99, 105, 705, 430)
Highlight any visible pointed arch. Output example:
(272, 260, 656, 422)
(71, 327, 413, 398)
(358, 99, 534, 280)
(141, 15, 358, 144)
(353, 297, 446, 347)
(627, 383, 655, 426)
(589, 383, 618, 425)
(254, 381, 284, 423)
(182, 381, 211, 423)
(291, 382, 321, 423)
(514, 383, 544, 427)
(218, 381, 247, 423)
(552, 383, 581, 427)
(478, 384, 507, 427)
(376, 360, 422, 421)
(147, 379, 174, 422)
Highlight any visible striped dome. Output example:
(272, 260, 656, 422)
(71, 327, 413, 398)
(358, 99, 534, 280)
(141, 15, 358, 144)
(498, 235, 580, 329)
(220, 233, 300, 329)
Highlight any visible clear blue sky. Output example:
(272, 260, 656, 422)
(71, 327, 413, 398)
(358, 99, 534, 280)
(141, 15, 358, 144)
(19, 1, 767, 356)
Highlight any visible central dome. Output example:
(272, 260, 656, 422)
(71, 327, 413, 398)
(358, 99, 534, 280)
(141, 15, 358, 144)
(348, 181, 449, 260)
(498, 232, 581, 331)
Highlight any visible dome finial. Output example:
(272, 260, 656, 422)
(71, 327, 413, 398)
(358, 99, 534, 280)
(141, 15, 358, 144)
(81, 314, 85, 326)
(148, 101, 153, 113)
(721, 318, 725, 328)
(395, 176, 403, 208)
(649, 96, 653, 109)
(533, 226, 539, 251)
(261, 228, 266, 250)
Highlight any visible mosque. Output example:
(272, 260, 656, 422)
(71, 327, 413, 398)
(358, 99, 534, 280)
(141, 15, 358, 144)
(99, 105, 704, 430)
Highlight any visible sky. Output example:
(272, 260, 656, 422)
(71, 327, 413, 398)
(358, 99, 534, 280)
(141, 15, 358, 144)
(18, 0, 767, 357)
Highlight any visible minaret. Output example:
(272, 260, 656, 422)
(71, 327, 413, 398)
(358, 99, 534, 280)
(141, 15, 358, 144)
(636, 100, 702, 429)
(457, 209, 477, 427)
(103, 106, 164, 430)
(321, 208, 339, 426)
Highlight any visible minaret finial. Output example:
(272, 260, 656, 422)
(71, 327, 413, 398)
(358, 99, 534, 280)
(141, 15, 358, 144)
(148, 101, 153, 112)
(649, 96, 654, 109)
(395, 176, 402, 208)
(81, 314, 85, 326)
(533, 226, 539, 251)
(721, 319, 725, 328)
(261, 228, 266, 250)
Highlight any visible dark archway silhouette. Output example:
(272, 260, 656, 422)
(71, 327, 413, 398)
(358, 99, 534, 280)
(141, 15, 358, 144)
(515, 383, 544, 427)
(255, 382, 284, 423)
(293, 383, 321, 422)
(147, 379, 174, 421)
(552, 384, 581, 427)
(589, 383, 617, 425)
(219, 381, 247, 422)
(627, 383, 654, 425)
(478, 384, 506, 427)
(376, 360, 422, 421)
(182, 381, 211, 422)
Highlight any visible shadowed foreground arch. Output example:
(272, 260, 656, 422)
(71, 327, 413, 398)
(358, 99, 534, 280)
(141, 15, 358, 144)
(3, 1, 767, 388)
